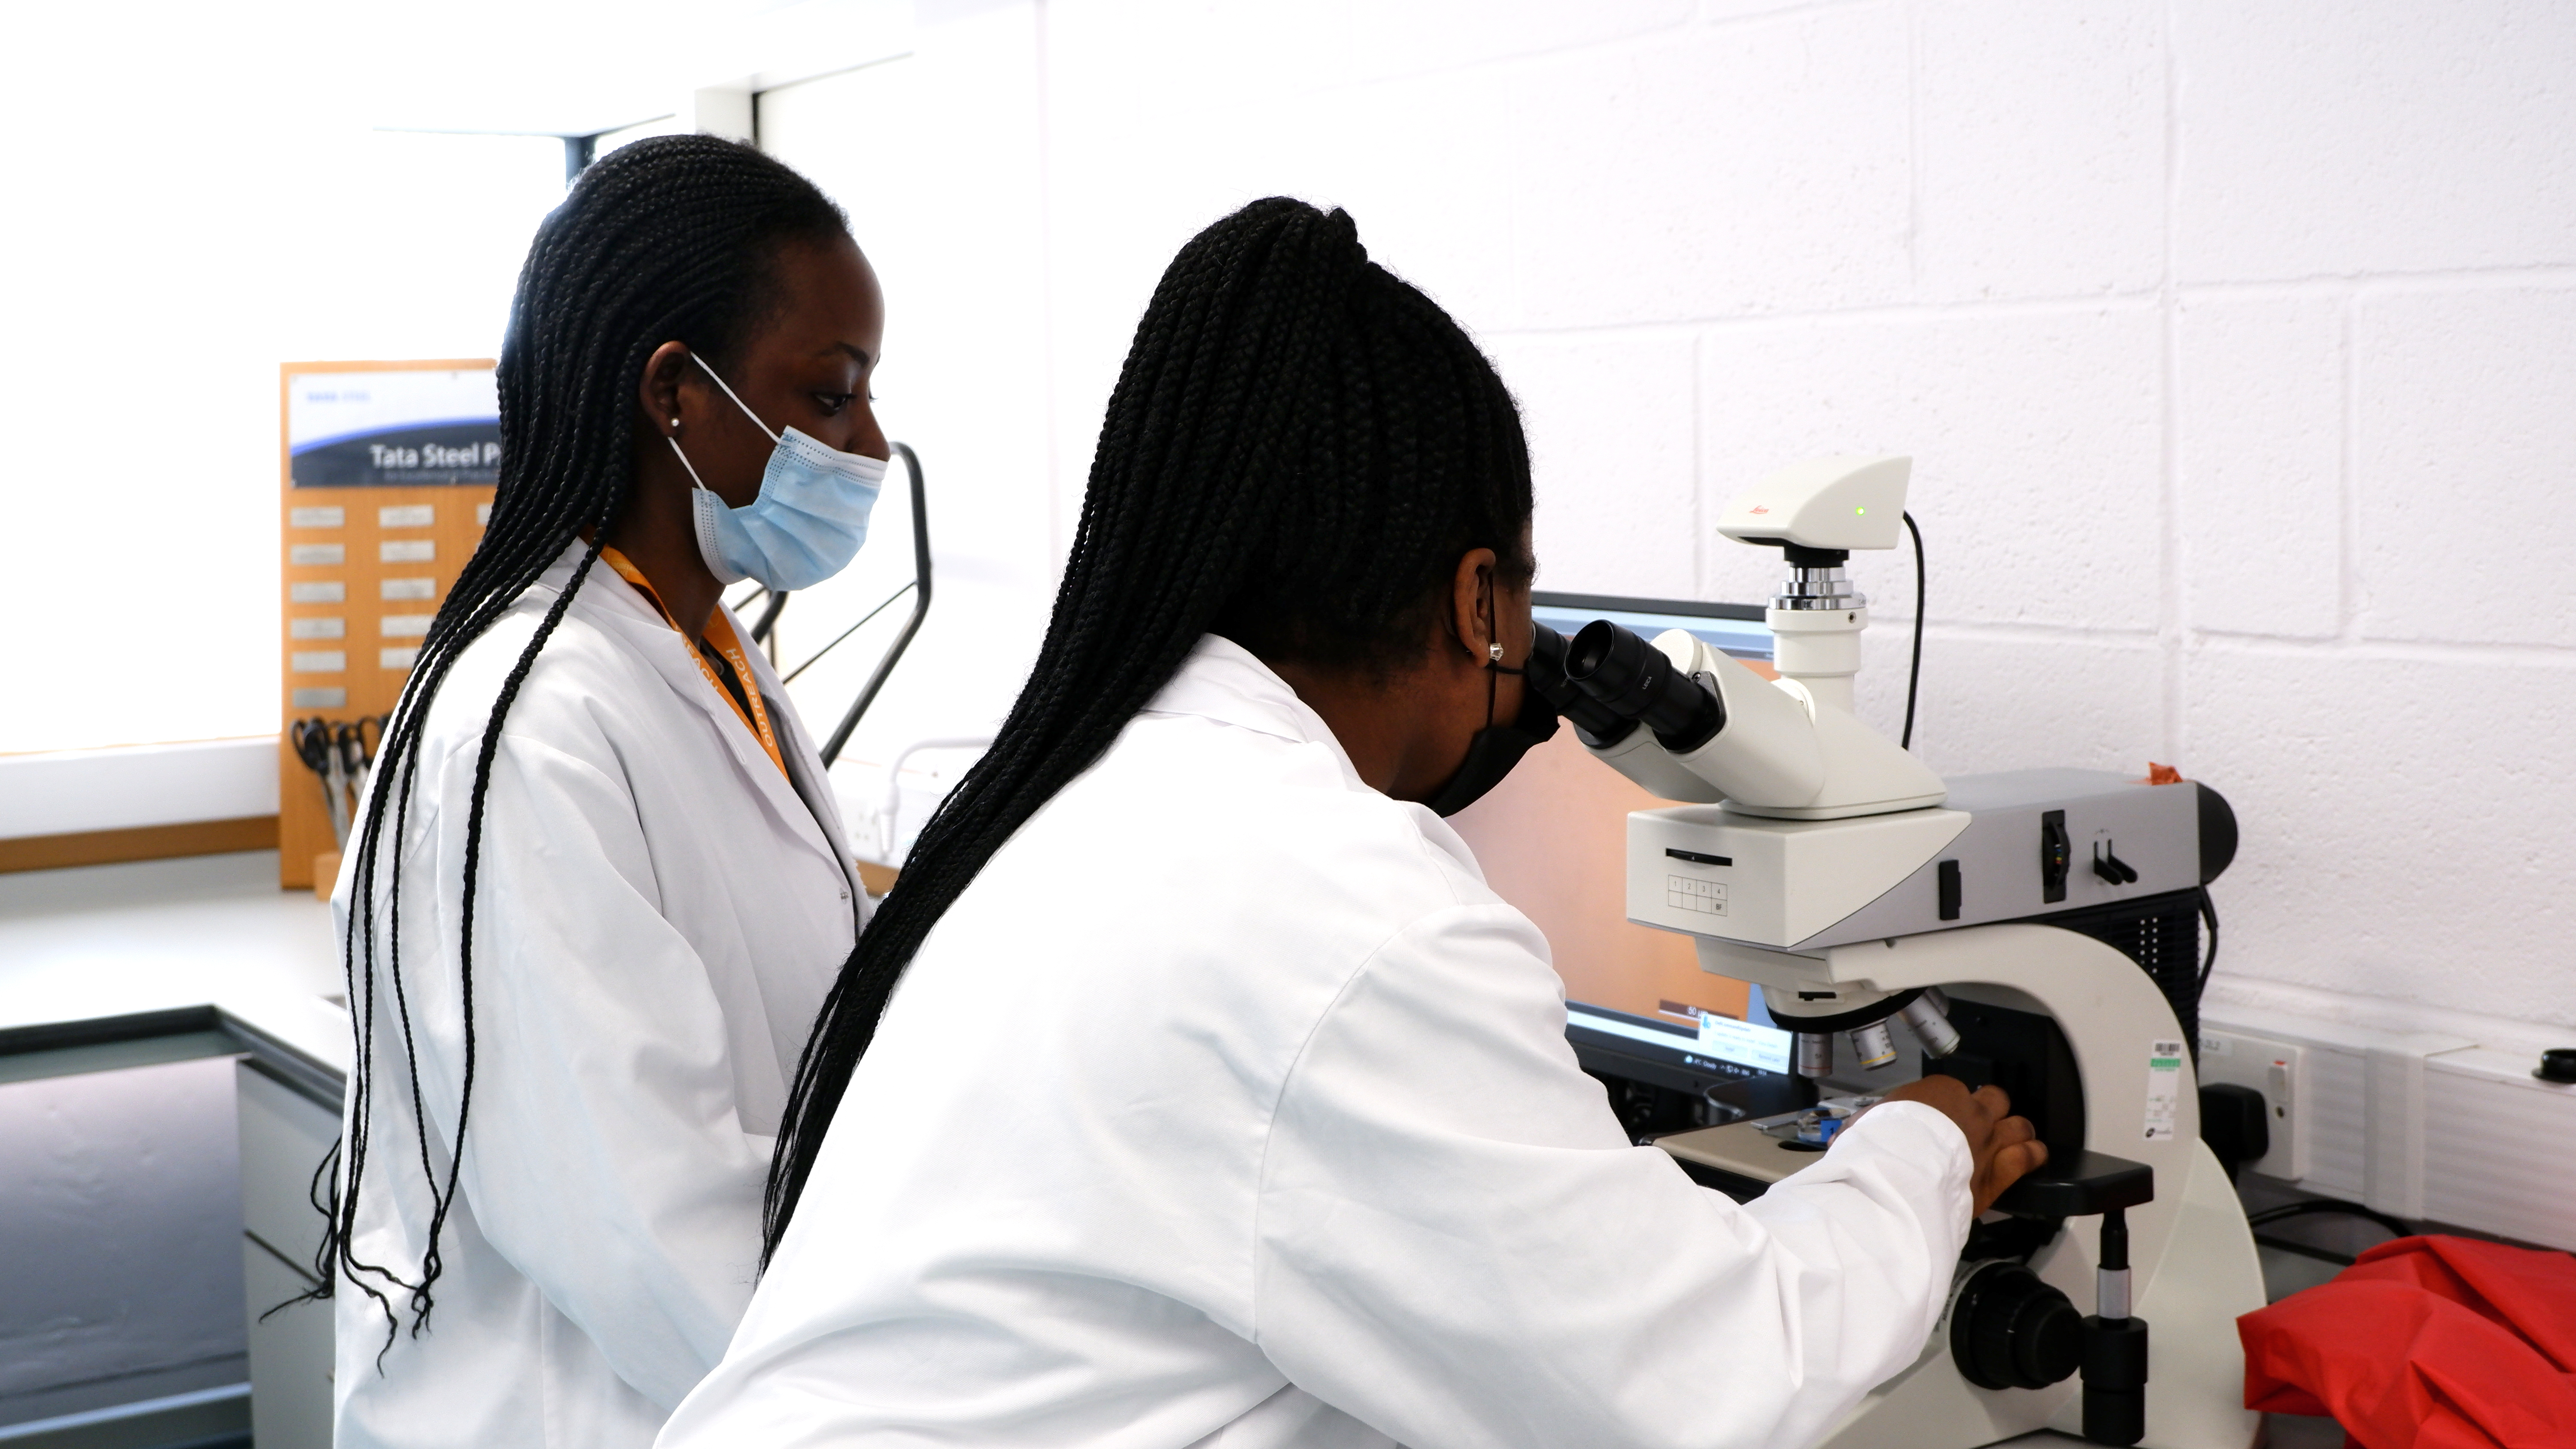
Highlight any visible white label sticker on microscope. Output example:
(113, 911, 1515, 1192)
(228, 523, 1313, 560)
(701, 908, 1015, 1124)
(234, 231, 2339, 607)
(2143, 1038, 2184, 1140)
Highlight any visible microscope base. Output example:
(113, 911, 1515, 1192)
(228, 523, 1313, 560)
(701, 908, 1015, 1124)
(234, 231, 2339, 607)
(2104, 1140, 2264, 1449)
(1658, 1128, 2259, 1449)
(1656, 922, 2264, 1448)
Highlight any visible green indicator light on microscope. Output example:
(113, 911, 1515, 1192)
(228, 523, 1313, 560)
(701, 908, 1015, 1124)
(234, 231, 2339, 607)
(1855, 506, 1867, 515)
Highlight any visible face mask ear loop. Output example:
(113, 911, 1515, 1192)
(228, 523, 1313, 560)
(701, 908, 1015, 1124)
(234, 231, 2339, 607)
(666, 430, 741, 581)
(684, 352, 781, 444)
(665, 434, 718, 496)
(668, 432, 747, 584)
(1479, 578, 1506, 730)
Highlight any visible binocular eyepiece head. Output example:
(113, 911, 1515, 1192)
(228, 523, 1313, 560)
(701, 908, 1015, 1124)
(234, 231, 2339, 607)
(1524, 624, 1632, 746)
(1562, 620, 1726, 753)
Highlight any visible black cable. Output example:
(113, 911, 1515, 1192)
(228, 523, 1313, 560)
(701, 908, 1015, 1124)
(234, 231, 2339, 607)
(2196, 885, 2221, 994)
(2248, 1198, 2415, 1241)
(1900, 510, 1926, 750)
(749, 588, 790, 646)
(780, 579, 915, 684)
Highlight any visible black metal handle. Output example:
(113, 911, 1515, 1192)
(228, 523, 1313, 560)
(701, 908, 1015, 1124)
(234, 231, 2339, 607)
(820, 442, 932, 767)
(748, 587, 790, 646)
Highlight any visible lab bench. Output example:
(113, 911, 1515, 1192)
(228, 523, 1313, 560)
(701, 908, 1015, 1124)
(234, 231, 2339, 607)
(0, 852, 345, 1449)
(0, 852, 2236, 1449)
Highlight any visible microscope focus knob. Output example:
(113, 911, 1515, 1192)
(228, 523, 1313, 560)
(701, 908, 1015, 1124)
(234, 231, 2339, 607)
(1950, 1261, 2084, 1392)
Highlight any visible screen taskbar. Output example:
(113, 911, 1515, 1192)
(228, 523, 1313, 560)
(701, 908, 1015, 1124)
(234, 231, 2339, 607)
(1566, 1000, 1795, 1076)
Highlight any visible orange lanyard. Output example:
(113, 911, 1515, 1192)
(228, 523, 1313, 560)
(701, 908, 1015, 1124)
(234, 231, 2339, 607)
(598, 546, 788, 779)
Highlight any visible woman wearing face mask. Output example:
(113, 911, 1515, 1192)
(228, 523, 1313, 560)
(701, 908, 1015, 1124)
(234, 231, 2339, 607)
(656, 199, 2044, 1449)
(319, 136, 887, 1449)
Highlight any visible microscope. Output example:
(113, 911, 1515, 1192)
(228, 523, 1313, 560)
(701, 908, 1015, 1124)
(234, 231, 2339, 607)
(1530, 457, 2264, 1449)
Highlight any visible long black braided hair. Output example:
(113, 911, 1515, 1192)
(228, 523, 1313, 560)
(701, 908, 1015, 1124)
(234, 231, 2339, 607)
(763, 197, 1534, 1259)
(319, 135, 851, 1342)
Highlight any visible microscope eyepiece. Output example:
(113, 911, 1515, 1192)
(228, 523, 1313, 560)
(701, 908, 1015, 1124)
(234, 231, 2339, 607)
(1564, 619, 1726, 753)
(1524, 625, 1634, 747)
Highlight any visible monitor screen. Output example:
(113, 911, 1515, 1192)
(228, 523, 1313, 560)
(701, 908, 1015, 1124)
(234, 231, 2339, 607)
(1452, 592, 1798, 1101)
(1528, 591, 1774, 667)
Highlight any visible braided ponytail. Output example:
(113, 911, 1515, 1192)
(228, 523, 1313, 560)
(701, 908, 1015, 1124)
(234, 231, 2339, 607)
(764, 197, 1533, 1258)
(322, 135, 851, 1344)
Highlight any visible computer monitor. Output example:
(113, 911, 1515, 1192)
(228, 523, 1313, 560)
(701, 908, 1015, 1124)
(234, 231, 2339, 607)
(1449, 592, 1808, 1132)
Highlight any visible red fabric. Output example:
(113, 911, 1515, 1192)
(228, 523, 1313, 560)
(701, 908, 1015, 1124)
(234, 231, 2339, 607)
(2239, 1235, 2576, 1449)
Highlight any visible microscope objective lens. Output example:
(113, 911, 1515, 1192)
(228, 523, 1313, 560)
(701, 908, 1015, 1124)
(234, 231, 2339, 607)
(1899, 994, 1962, 1057)
(1848, 1022, 1899, 1070)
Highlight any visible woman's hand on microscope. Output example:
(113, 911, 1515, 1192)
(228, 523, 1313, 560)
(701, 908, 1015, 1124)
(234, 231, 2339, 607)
(1882, 1075, 2049, 1216)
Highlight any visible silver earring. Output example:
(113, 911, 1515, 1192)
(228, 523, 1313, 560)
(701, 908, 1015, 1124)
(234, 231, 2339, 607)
(1488, 642, 1504, 662)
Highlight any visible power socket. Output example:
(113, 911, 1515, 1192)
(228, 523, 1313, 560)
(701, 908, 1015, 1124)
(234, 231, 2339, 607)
(2199, 1029, 2307, 1182)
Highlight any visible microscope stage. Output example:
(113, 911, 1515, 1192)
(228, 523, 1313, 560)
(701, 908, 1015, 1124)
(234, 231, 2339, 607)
(1656, 1119, 1815, 1200)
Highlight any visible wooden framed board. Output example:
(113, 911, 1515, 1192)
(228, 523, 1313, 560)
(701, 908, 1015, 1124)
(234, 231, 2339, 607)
(278, 361, 496, 891)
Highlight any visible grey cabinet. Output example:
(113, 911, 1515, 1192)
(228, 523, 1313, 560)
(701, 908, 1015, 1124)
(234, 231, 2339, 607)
(237, 1060, 339, 1449)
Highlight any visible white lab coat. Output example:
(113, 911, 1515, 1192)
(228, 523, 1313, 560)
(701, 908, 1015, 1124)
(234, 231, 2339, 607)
(656, 634, 1971, 1449)
(332, 541, 865, 1449)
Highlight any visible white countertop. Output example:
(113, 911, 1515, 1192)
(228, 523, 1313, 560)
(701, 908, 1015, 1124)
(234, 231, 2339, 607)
(0, 850, 351, 1079)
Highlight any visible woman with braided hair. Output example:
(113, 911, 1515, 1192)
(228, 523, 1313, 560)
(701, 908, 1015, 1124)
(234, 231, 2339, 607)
(325, 135, 890, 1448)
(658, 198, 2036, 1447)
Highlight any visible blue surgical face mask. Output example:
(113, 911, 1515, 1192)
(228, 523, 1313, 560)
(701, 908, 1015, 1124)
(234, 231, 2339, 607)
(665, 354, 887, 591)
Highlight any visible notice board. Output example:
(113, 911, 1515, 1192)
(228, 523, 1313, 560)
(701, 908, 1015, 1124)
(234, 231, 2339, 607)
(278, 361, 497, 890)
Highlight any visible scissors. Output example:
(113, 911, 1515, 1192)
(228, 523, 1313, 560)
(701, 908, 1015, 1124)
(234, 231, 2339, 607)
(290, 717, 351, 847)
(334, 717, 382, 824)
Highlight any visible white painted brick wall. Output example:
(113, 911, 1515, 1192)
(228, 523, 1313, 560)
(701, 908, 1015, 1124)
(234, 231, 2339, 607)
(1504, 9, 1917, 327)
(1916, 0, 2168, 301)
(2355, 287, 2576, 647)
(1484, 332, 1702, 601)
(783, 0, 2576, 1049)
(2176, 296, 2345, 639)
(2174, 0, 2576, 279)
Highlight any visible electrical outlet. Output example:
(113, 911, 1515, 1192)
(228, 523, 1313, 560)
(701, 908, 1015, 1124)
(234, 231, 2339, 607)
(2200, 1029, 2307, 1182)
